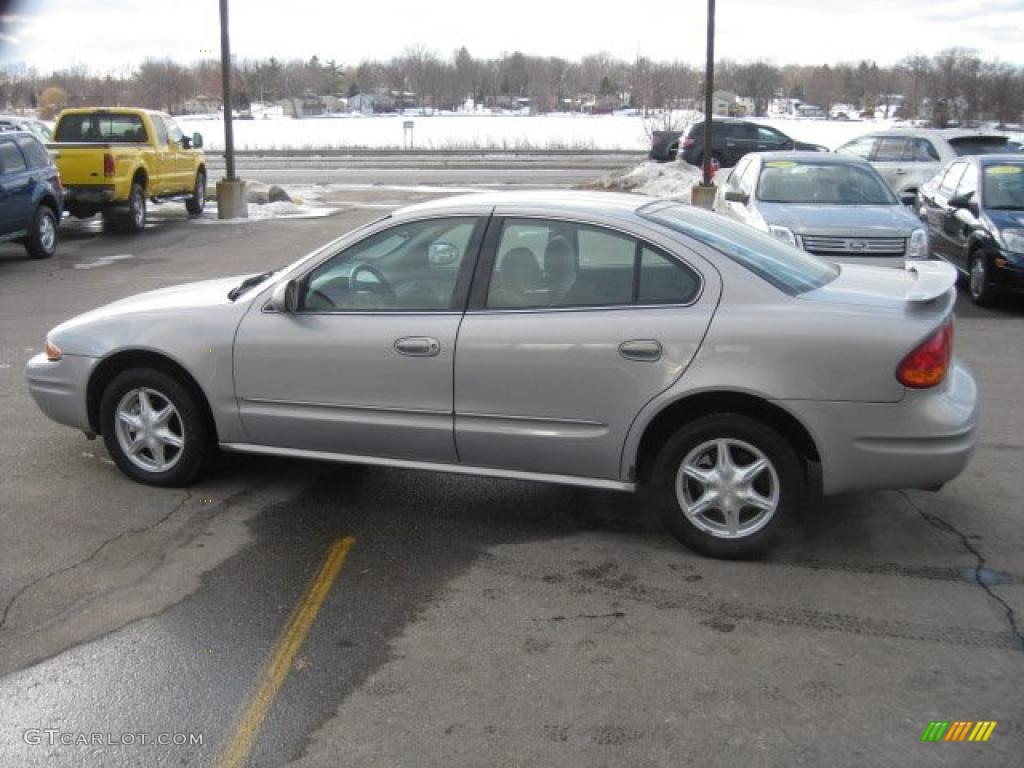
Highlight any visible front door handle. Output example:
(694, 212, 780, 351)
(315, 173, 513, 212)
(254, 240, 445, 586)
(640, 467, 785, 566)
(394, 336, 440, 357)
(619, 339, 662, 362)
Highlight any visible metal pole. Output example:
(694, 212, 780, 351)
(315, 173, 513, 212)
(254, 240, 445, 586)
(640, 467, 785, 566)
(219, 0, 236, 180)
(702, 0, 716, 185)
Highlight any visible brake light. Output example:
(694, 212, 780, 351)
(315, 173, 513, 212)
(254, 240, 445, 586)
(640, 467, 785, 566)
(103, 153, 114, 177)
(896, 320, 953, 388)
(682, 137, 696, 148)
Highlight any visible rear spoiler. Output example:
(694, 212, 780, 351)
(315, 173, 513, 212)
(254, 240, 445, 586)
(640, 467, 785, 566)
(905, 261, 957, 304)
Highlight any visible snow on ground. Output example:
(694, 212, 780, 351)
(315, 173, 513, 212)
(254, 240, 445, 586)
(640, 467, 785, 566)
(177, 112, 924, 153)
(590, 161, 703, 200)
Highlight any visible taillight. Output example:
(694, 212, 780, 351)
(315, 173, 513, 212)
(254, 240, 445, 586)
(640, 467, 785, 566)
(103, 153, 114, 177)
(682, 137, 695, 148)
(896, 320, 953, 389)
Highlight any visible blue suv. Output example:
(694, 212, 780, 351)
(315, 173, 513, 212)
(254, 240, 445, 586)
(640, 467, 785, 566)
(0, 131, 63, 259)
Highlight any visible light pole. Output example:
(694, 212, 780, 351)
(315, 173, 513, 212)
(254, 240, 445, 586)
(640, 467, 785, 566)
(217, 0, 247, 218)
(691, 0, 718, 208)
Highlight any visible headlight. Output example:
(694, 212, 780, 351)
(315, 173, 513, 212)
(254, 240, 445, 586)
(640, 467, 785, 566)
(44, 338, 62, 361)
(1000, 228, 1024, 254)
(768, 225, 798, 247)
(907, 228, 929, 259)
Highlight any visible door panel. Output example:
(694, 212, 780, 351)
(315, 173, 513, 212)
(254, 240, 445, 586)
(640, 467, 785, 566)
(233, 311, 461, 460)
(0, 139, 32, 231)
(454, 217, 719, 481)
(232, 215, 485, 462)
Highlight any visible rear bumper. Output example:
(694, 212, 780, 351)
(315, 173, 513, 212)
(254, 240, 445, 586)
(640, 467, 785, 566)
(64, 185, 115, 205)
(25, 353, 98, 433)
(782, 359, 978, 495)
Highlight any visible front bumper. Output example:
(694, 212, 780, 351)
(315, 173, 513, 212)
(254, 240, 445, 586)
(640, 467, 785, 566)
(25, 353, 99, 433)
(990, 254, 1024, 294)
(782, 359, 978, 496)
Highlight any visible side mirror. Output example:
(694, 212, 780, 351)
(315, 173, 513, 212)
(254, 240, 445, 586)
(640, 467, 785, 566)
(269, 279, 299, 313)
(948, 192, 977, 213)
(900, 192, 917, 207)
(428, 241, 460, 267)
(724, 189, 749, 204)
(181, 136, 191, 149)
(192, 132, 203, 149)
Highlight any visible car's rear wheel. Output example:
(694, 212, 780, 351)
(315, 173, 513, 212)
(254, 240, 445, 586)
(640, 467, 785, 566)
(100, 368, 213, 487)
(969, 251, 996, 307)
(652, 414, 803, 558)
(24, 205, 58, 259)
(120, 182, 147, 234)
(185, 170, 206, 215)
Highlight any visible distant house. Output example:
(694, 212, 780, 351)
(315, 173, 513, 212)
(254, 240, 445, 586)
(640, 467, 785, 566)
(279, 93, 326, 117)
(796, 103, 826, 118)
(712, 90, 744, 116)
(183, 95, 222, 115)
(348, 88, 417, 114)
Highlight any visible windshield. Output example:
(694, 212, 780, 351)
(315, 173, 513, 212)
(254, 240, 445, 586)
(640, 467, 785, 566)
(757, 161, 896, 205)
(54, 113, 148, 143)
(949, 136, 1010, 156)
(639, 202, 838, 295)
(983, 163, 1024, 210)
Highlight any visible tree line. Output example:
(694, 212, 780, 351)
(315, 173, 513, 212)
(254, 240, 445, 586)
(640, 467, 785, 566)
(2, 46, 1021, 126)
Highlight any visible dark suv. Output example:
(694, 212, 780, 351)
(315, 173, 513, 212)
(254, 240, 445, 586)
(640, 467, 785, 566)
(677, 118, 826, 168)
(0, 131, 63, 259)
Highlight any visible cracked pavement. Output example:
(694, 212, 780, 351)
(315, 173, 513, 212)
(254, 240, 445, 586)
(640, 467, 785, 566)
(0, 176, 1022, 767)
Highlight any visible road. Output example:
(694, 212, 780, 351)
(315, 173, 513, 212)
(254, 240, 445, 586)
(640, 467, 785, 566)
(205, 151, 641, 187)
(0, 175, 1022, 768)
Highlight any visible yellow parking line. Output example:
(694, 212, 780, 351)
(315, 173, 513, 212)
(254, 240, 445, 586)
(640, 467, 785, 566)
(215, 536, 355, 768)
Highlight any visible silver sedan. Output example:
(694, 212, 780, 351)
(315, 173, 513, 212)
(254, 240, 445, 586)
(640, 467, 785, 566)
(26, 191, 978, 558)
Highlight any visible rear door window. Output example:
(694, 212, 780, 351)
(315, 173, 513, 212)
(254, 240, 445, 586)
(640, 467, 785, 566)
(873, 137, 907, 161)
(15, 136, 50, 168)
(0, 140, 27, 173)
(902, 138, 940, 162)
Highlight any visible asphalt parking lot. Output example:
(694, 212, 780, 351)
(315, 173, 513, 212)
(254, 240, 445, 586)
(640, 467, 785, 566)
(1, 184, 1023, 767)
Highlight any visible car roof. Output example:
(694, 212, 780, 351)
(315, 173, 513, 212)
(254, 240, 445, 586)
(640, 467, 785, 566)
(754, 150, 869, 165)
(395, 189, 651, 219)
(859, 128, 1008, 140)
(0, 129, 38, 140)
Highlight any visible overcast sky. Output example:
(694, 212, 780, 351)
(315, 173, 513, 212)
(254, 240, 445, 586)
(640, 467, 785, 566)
(2, 0, 1023, 73)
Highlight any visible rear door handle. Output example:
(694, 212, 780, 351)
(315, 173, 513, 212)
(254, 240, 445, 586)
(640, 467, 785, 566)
(619, 339, 662, 362)
(394, 336, 440, 357)
(894, 168, 907, 175)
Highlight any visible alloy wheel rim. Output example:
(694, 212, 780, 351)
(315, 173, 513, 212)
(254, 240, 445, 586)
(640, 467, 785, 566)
(114, 387, 184, 472)
(675, 438, 780, 539)
(39, 212, 55, 251)
(970, 258, 985, 298)
(133, 189, 145, 226)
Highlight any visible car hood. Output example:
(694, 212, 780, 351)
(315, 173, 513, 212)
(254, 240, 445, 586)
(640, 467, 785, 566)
(757, 203, 920, 235)
(48, 274, 264, 355)
(986, 208, 1024, 231)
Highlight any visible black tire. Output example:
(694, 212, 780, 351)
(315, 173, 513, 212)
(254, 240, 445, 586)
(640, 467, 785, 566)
(120, 181, 147, 234)
(24, 205, 58, 259)
(968, 250, 997, 307)
(100, 367, 213, 487)
(185, 170, 206, 215)
(650, 414, 804, 559)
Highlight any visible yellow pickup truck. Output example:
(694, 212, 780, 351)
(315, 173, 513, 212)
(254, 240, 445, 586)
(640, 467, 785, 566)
(49, 108, 207, 233)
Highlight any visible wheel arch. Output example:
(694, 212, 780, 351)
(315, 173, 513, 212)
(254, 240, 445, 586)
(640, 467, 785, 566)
(86, 349, 217, 441)
(630, 389, 822, 490)
(131, 166, 149, 193)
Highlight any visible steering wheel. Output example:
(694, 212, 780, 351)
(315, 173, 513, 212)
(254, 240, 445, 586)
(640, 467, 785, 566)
(350, 263, 397, 302)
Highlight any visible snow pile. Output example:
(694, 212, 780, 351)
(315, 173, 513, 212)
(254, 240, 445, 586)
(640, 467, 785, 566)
(592, 161, 703, 200)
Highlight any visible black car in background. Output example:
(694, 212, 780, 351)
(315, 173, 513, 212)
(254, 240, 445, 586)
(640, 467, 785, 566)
(918, 154, 1024, 305)
(650, 118, 827, 166)
(0, 131, 63, 259)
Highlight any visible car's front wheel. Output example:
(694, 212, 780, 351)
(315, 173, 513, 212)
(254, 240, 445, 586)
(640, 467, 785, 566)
(24, 205, 58, 259)
(969, 251, 996, 307)
(652, 414, 804, 558)
(100, 368, 213, 487)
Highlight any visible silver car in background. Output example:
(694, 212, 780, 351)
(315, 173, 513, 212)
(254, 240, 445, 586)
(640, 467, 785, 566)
(713, 152, 929, 268)
(26, 192, 977, 559)
(834, 128, 1016, 199)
